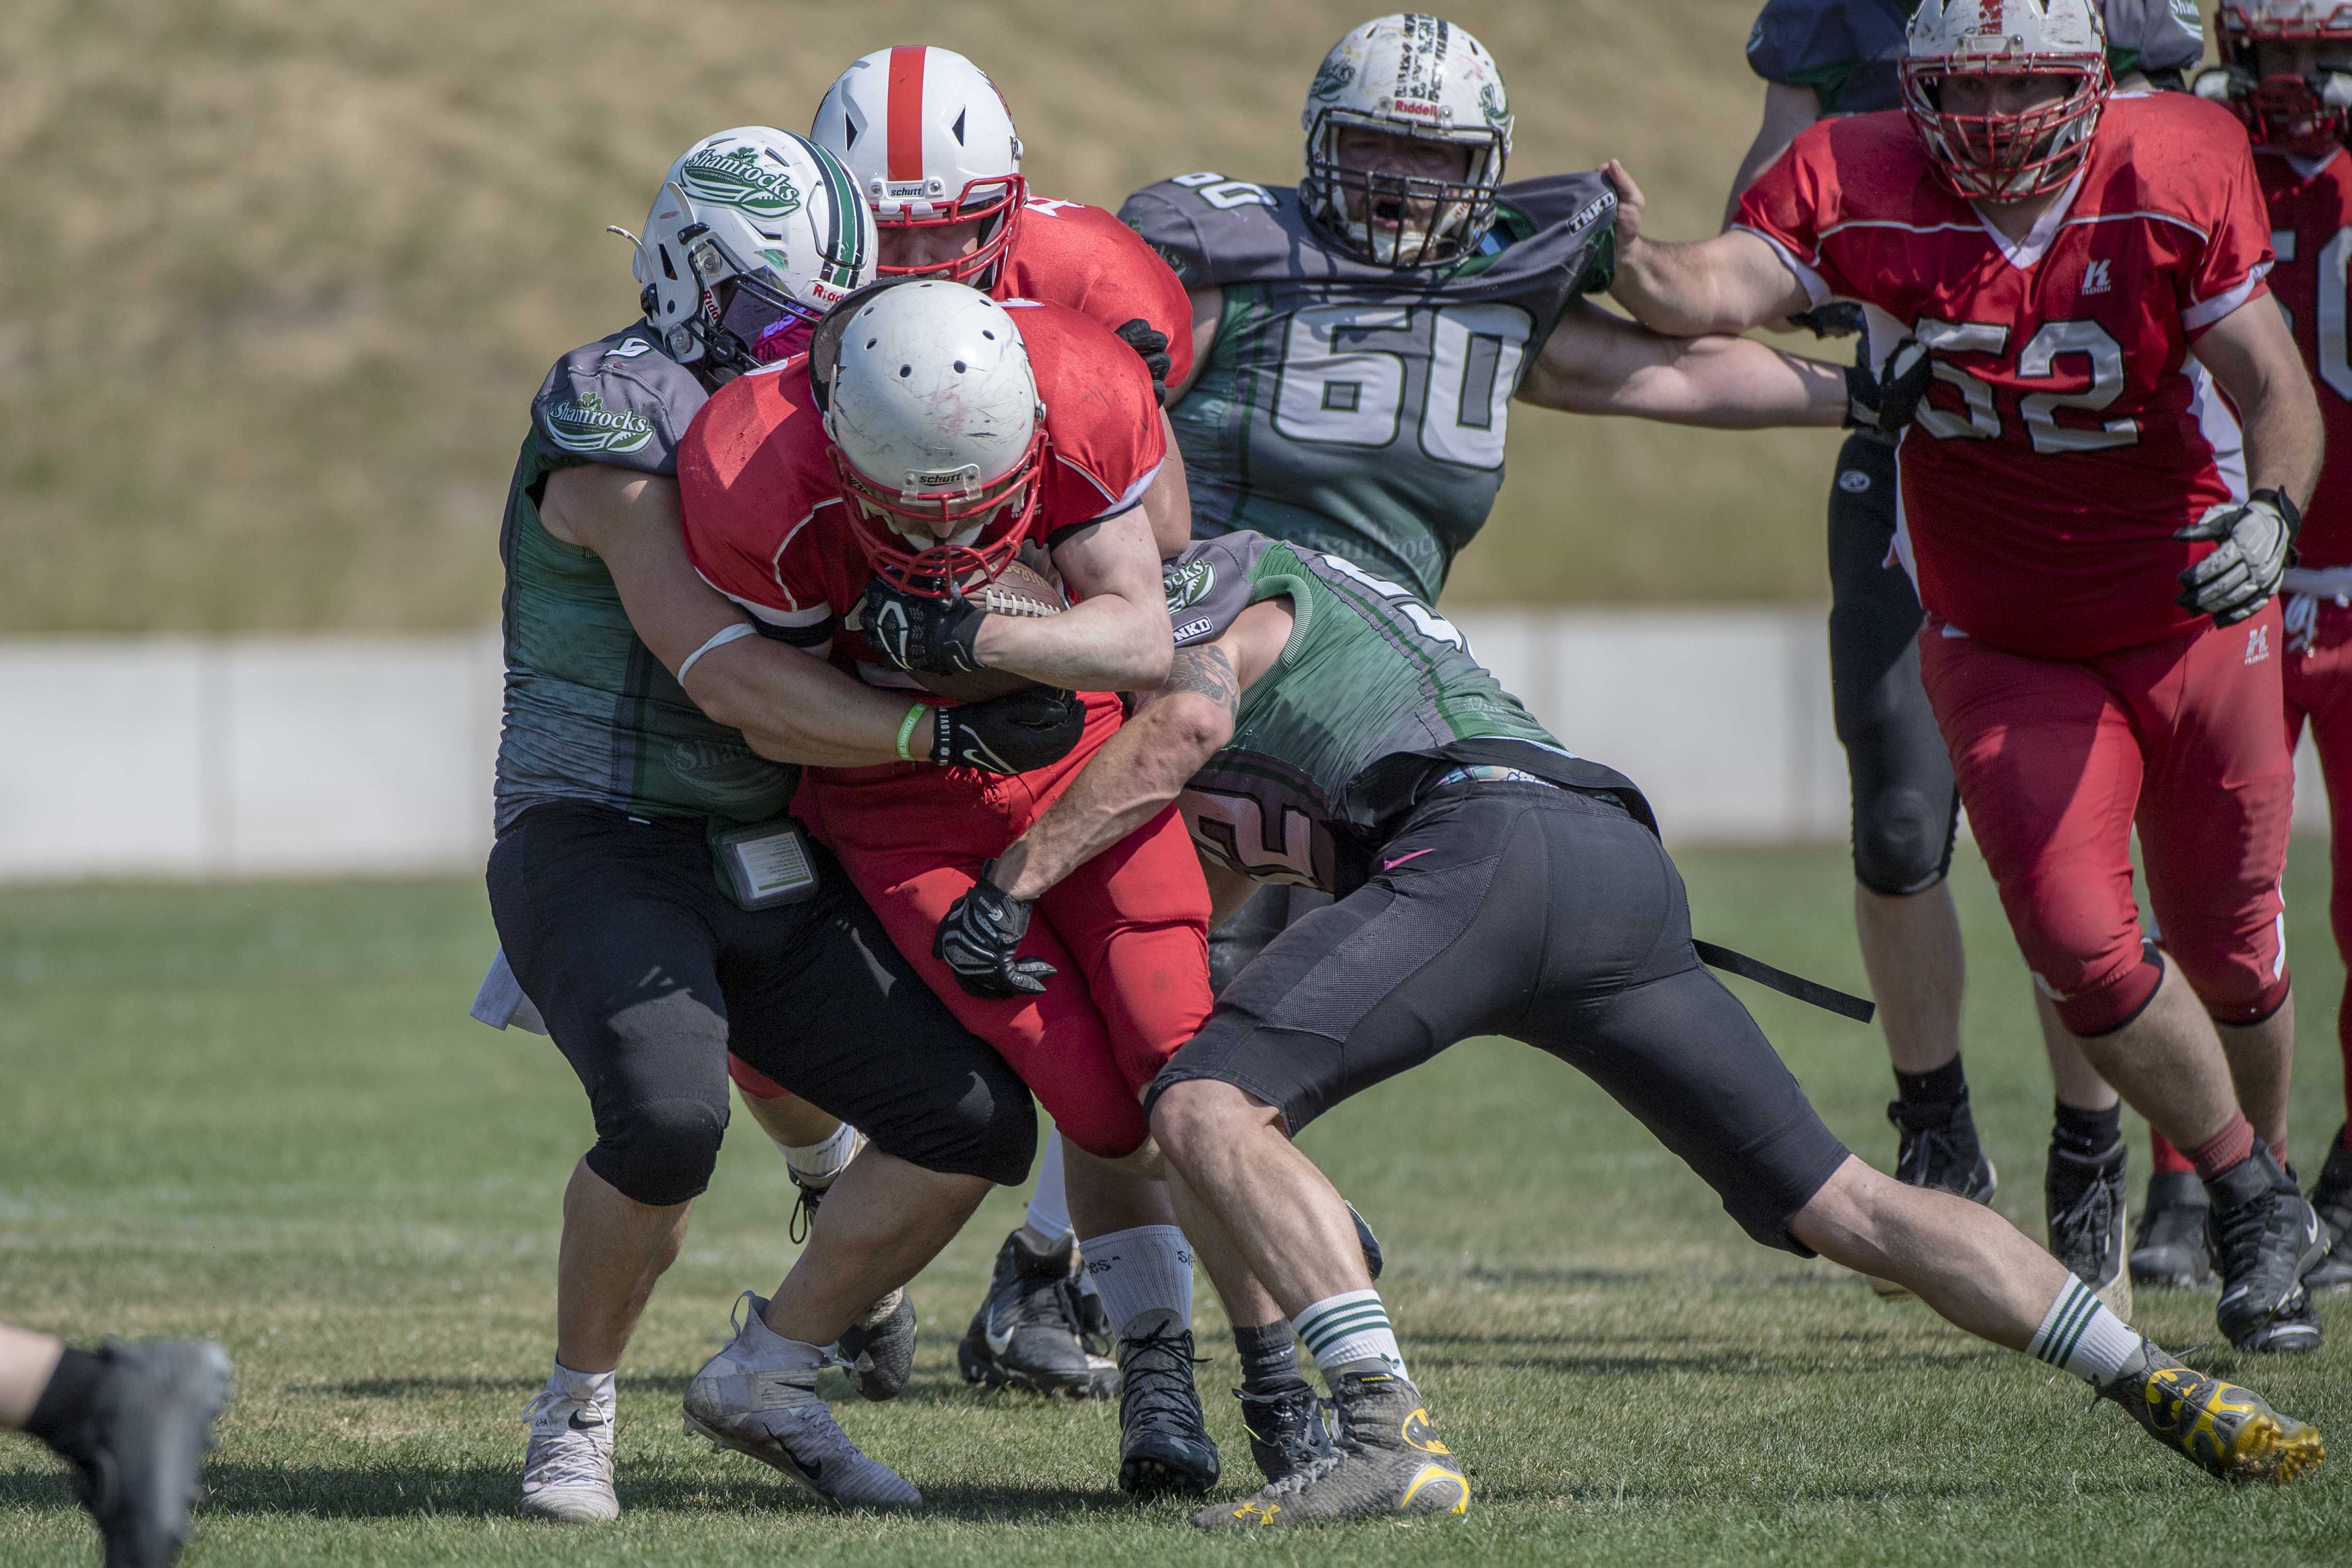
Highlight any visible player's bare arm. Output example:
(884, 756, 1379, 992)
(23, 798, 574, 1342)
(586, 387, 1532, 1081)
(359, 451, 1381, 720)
(991, 601, 1292, 903)
(2177, 294, 2326, 624)
(974, 509, 1177, 691)
(1721, 81, 1822, 228)
(1604, 160, 1813, 335)
(1516, 298, 1847, 426)
(2194, 296, 2326, 513)
(1139, 432, 1194, 558)
(1164, 287, 1222, 407)
(540, 463, 919, 767)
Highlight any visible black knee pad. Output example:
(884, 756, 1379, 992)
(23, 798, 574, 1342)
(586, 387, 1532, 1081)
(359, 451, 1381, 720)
(967, 1092, 1041, 1189)
(586, 1095, 727, 1207)
(1852, 782, 1959, 897)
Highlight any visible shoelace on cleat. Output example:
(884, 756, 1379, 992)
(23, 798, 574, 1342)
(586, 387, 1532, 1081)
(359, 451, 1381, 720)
(522, 1392, 613, 1491)
(1887, 1106, 1982, 1194)
(2048, 1166, 2121, 1274)
(2208, 1185, 2302, 1299)
(788, 1182, 821, 1246)
(1121, 1326, 1209, 1429)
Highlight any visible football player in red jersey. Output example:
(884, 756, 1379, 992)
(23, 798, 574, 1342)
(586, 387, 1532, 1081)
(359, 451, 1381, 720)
(2138, 0, 2352, 1294)
(678, 279, 1261, 1497)
(1607, 0, 2332, 1353)
(716, 45, 1208, 1400)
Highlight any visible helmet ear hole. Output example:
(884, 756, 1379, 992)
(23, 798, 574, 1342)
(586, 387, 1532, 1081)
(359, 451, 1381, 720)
(658, 245, 678, 283)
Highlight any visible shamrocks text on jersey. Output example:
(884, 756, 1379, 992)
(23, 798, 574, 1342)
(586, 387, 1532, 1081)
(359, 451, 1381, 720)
(1164, 530, 1649, 895)
(494, 324, 795, 832)
(1122, 173, 1617, 602)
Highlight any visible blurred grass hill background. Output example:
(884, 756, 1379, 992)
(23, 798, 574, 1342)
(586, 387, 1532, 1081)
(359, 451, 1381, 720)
(5, 0, 1855, 632)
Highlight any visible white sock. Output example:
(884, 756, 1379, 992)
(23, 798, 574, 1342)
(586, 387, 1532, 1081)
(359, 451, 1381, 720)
(2026, 1276, 2141, 1386)
(1294, 1289, 1407, 1379)
(780, 1122, 861, 1187)
(1084, 1224, 1194, 1337)
(1020, 1134, 1075, 1250)
(547, 1359, 615, 1413)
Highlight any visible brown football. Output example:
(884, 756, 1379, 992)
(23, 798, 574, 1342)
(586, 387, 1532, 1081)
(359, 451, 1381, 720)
(905, 557, 1066, 702)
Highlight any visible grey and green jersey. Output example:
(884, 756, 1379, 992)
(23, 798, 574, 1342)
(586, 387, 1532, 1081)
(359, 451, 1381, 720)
(1120, 173, 1617, 603)
(1163, 531, 1649, 895)
(493, 322, 794, 833)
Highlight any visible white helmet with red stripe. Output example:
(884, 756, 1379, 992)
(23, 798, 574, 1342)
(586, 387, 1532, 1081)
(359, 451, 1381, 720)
(812, 46, 1027, 287)
(1900, 0, 2111, 200)
(812, 280, 1046, 597)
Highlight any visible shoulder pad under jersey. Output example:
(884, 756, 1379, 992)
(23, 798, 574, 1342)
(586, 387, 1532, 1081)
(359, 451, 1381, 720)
(1120, 170, 1615, 300)
(530, 323, 708, 478)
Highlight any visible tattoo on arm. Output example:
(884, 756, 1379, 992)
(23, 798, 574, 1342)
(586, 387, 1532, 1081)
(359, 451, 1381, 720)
(1154, 645, 1240, 713)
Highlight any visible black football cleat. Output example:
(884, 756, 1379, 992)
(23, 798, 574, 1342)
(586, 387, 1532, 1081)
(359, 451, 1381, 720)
(1116, 1308, 1219, 1498)
(957, 1229, 1116, 1399)
(2046, 1141, 2131, 1319)
(1233, 1379, 1334, 1483)
(40, 1340, 233, 1568)
(1195, 1361, 1467, 1527)
(2130, 1170, 2214, 1290)
(2208, 1146, 2327, 1353)
(2304, 1131, 2352, 1293)
(837, 1289, 915, 1402)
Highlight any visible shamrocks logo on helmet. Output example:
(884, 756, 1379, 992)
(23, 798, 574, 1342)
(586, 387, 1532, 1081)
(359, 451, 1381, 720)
(1479, 81, 1510, 129)
(677, 145, 804, 219)
(1310, 58, 1357, 100)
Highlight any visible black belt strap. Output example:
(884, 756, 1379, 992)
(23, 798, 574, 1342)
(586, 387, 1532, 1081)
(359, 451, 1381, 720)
(1694, 940, 1876, 1025)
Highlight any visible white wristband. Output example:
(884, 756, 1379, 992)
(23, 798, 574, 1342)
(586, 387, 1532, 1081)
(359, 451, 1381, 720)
(676, 621, 760, 685)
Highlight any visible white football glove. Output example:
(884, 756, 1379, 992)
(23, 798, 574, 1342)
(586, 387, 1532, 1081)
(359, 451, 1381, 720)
(2174, 490, 2300, 628)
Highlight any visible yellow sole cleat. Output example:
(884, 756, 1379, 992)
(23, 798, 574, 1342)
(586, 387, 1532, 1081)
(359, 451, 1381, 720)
(2103, 1351, 2325, 1485)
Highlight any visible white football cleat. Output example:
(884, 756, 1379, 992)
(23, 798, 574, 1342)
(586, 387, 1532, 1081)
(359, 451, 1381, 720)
(683, 1291, 922, 1507)
(520, 1383, 619, 1524)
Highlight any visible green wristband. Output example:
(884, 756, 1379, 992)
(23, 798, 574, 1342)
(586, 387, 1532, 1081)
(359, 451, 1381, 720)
(897, 702, 927, 763)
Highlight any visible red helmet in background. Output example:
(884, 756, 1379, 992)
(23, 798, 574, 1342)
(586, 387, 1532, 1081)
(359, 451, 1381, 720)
(2202, 4, 2352, 157)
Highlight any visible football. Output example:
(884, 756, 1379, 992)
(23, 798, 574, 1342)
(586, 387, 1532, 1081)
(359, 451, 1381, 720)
(905, 556, 1067, 702)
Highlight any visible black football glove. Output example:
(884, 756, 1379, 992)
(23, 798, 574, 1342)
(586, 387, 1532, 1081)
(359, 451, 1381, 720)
(1790, 301, 1864, 340)
(2175, 488, 2300, 627)
(1844, 337, 1932, 437)
(934, 861, 1056, 999)
(927, 687, 1088, 774)
(857, 577, 987, 675)
(1113, 317, 1173, 406)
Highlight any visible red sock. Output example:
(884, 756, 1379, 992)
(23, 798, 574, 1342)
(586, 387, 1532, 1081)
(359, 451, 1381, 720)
(2149, 1130, 2193, 1175)
(2187, 1114, 2257, 1182)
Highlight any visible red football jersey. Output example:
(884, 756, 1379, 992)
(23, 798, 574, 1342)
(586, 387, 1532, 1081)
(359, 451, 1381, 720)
(677, 300, 1166, 690)
(1000, 196, 1196, 390)
(2255, 146, 2352, 568)
(1739, 93, 2275, 660)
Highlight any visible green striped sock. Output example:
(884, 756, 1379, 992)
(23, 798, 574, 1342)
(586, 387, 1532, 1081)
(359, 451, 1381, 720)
(1293, 1289, 1406, 1379)
(2026, 1276, 2139, 1385)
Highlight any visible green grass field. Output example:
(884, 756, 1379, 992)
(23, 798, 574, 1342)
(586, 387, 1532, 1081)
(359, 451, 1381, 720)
(2, 844, 2345, 1567)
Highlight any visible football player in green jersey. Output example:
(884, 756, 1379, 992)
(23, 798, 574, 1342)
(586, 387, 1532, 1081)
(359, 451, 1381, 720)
(482, 128, 1084, 1523)
(933, 531, 2326, 1525)
(1121, 12, 1893, 991)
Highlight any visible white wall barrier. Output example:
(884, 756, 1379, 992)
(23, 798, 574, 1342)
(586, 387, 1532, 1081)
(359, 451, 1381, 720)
(0, 615, 2328, 882)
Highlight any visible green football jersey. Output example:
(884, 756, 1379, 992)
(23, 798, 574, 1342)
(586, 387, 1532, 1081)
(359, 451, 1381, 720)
(1164, 531, 1650, 893)
(1122, 173, 1617, 603)
(492, 323, 795, 832)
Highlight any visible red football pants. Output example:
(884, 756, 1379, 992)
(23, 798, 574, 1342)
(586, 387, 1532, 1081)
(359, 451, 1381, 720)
(2157, 599, 2352, 1172)
(1918, 605, 2293, 1039)
(736, 693, 1212, 1159)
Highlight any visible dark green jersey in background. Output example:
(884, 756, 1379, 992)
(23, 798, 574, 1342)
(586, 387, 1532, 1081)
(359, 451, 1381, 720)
(493, 324, 795, 833)
(1163, 530, 1649, 895)
(1122, 173, 1618, 603)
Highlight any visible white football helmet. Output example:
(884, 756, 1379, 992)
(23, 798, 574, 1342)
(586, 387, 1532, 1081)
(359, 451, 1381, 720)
(812, 46, 1027, 286)
(1299, 13, 1512, 268)
(812, 281, 1045, 595)
(2205, 3, 2352, 155)
(1900, 0, 2110, 199)
(628, 127, 877, 377)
